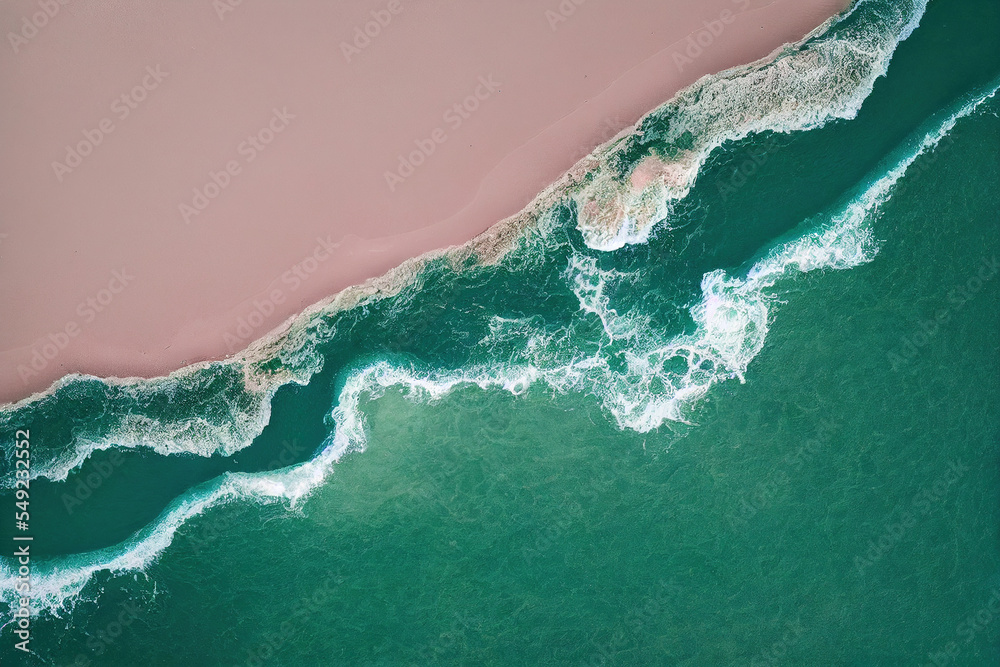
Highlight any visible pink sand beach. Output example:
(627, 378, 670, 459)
(0, 0, 850, 404)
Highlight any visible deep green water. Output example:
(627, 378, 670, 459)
(2, 0, 1000, 664)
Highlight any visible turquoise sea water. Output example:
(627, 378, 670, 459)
(2, 0, 999, 664)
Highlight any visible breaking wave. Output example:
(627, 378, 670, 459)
(3, 1, 996, 623)
(572, 0, 929, 250)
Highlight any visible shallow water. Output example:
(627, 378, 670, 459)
(2, 0, 999, 663)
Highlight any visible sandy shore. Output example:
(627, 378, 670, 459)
(0, 0, 850, 405)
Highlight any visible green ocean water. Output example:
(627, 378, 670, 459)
(2, 0, 1000, 664)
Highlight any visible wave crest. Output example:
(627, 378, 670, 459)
(572, 0, 929, 250)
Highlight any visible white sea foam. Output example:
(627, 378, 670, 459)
(49, 396, 277, 486)
(5, 16, 996, 623)
(6, 368, 287, 488)
(563, 255, 650, 342)
(573, 0, 930, 250)
(328, 75, 995, 440)
(0, 155, 937, 617)
(5, 311, 341, 486)
(0, 467, 322, 617)
(0, 0, 932, 484)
